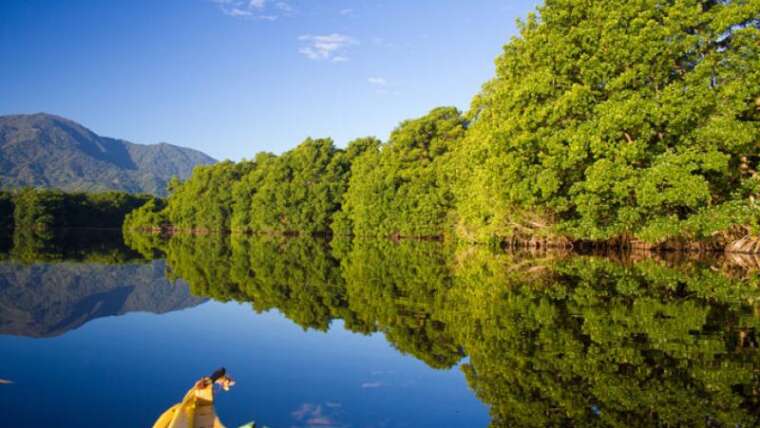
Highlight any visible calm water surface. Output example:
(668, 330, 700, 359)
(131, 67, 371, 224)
(1, 230, 760, 427)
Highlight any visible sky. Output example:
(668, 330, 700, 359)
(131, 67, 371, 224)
(0, 0, 540, 161)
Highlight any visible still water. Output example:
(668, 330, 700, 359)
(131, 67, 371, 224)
(1, 230, 760, 427)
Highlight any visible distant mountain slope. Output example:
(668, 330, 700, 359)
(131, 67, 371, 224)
(0, 113, 216, 195)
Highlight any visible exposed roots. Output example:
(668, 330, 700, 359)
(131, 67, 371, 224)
(501, 235, 574, 250)
(726, 236, 760, 254)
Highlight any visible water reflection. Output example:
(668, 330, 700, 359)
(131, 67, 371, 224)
(449, 252, 760, 427)
(0, 230, 205, 337)
(3, 230, 760, 427)
(134, 234, 760, 427)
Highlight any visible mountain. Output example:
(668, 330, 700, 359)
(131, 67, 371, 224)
(0, 113, 216, 195)
(0, 259, 206, 338)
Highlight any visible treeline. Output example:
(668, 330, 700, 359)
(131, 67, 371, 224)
(124, 107, 467, 238)
(126, 233, 760, 426)
(126, 0, 760, 250)
(0, 188, 153, 232)
(124, 107, 464, 238)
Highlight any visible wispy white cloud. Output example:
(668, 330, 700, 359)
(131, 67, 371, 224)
(276, 1, 294, 13)
(361, 381, 384, 389)
(339, 8, 354, 16)
(368, 77, 387, 86)
(211, 0, 292, 20)
(298, 33, 358, 61)
(372, 37, 393, 48)
(368, 76, 399, 95)
(226, 7, 252, 16)
(291, 403, 346, 428)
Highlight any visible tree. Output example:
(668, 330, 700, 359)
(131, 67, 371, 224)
(13, 188, 67, 230)
(0, 191, 14, 231)
(164, 161, 254, 231)
(239, 138, 353, 235)
(456, 0, 760, 246)
(342, 107, 467, 238)
(230, 152, 277, 232)
(123, 197, 168, 232)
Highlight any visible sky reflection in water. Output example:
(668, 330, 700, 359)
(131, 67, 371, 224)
(0, 298, 485, 428)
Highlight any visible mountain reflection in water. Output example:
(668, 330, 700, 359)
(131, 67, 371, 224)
(0, 230, 205, 337)
(0, 260, 204, 337)
(2, 229, 760, 427)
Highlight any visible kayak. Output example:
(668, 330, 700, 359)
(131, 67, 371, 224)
(152, 368, 235, 428)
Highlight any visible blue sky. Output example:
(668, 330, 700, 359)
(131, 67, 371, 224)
(1, 0, 540, 161)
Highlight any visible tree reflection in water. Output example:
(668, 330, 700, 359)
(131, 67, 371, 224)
(127, 233, 760, 427)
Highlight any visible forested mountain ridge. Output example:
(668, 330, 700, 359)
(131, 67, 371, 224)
(0, 113, 216, 196)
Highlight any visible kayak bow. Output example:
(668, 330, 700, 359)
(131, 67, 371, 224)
(152, 368, 235, 428)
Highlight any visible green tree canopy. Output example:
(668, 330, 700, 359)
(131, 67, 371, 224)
(11, 188, 150, 231)
(0, 191, 15, 232)
(238, 138, 351, 235)
(342, 107, 467, 238)
(456, 0, 760, 245)
(164, 161, 254, 231)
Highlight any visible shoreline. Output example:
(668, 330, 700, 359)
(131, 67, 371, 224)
(124, 226, 760, 255)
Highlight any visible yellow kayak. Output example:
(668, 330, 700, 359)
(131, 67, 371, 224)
(153, 368, 235, 428)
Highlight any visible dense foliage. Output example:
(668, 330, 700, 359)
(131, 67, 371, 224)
(163, 161, 252, 231)
(121, 1, 760, 249)
(122, 197, 168, 232)
(126, 137, 378, 235)
(124, 108, 465, 238)
(2, 188, 152, 261)
(340, 107, 466, 237)
(0, 191, 15, 231)
(456, 0, 760, 245)
(125, 232, 760, 426)
(12, 188, 67, 231)
(10, 188, 152, 231)
(231, 138, 357, 234)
